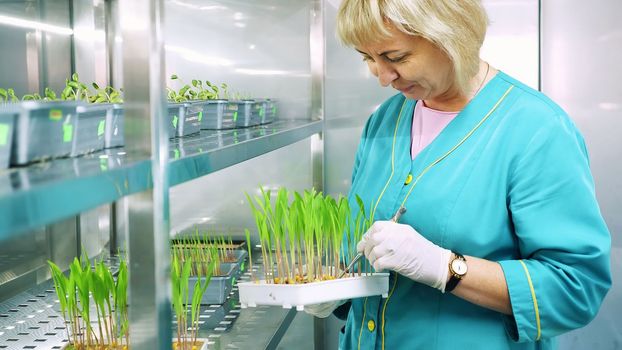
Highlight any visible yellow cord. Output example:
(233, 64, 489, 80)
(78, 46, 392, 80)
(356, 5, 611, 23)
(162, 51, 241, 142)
(357, 297, 368, 350)
(381, 274, 398, 350)
(519, 260, 541, 340)
(399, 86, 515, 208)
(379, 85, 515, 349)
(371, 99, 409, 219)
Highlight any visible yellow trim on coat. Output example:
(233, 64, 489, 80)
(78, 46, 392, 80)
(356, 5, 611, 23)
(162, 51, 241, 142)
(519, 260, 542, 341)
(381, 273, 399, 350)
(371, 99, 409, 219)
(357, 297, 369, 350)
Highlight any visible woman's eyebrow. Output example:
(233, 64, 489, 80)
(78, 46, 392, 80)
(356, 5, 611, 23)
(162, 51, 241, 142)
(355, 48, 402, 57)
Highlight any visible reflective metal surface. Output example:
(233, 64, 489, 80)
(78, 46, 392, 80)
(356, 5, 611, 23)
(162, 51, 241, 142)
(0, 1, 72, 96)
(168, 120, 322, 186)
(0, 120, 320, 240)
(169, 137, 313, 239)
(541, 1, 622, 348)
(0, 249, 300, 350)
(72, 0, 108, 87)
(120, 0, 171, 349)
(164, 0, 312, 121)
(0, 153, 151, 239)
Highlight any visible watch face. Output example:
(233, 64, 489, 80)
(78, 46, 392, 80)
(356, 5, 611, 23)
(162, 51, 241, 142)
(451, 259, 468, 275)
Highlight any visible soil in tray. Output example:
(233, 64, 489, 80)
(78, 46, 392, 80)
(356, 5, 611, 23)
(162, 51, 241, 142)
(62, 340, 206, 350)
(172, 340, 206, 350)
(272, 274, 337, 284)
(63, 344, 128, 350)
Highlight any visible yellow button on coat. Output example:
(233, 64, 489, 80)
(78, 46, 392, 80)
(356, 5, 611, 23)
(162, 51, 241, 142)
(367, 319, 376, 332)
(404, 174, 413, 185)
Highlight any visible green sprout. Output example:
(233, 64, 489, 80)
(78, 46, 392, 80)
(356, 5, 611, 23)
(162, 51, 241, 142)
(168, 74, 225, 102)
(245, 187, 371, 284)
(171, 249, 216, 350)
(0, 88, 20, 102)
(48, 252, 130, 349)
(60, 73, 91, 101)
(90, 82, 124, 103)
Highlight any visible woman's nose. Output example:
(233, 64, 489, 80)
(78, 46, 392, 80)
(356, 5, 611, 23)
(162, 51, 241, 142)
(375, 62, 398, 87)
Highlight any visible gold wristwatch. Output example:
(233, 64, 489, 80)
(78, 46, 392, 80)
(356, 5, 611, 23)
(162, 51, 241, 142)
(446, 252, 467, 293)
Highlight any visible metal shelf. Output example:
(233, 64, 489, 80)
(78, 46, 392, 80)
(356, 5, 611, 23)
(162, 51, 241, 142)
(168, 119, 322, 186)
(0, 251, 298, 350)
(0, 119, 322, 238)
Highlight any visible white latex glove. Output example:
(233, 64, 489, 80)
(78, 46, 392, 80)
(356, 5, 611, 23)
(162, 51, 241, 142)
(356, 220, 452, 291)
(304, 299, 346, 318)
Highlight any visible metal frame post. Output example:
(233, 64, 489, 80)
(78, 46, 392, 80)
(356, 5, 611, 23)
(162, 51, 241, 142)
(310, 0, 327, 349)
(120, 0, 171, 349)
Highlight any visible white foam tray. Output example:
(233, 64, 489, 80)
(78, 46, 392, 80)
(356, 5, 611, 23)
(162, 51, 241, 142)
(238, 273, 389, 311)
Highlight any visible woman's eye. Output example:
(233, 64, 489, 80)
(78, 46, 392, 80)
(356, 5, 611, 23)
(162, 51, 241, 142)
(362, 56, 373, 62)
(386, 56, 405, 63)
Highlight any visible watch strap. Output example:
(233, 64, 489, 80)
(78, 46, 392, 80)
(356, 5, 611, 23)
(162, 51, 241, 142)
(445, 252, 466, 293)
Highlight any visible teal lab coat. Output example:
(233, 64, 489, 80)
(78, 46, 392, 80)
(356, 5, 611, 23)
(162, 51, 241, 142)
(339, 71, 611, 349)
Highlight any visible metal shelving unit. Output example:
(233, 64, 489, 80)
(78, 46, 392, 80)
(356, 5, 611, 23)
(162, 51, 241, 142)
(0, 252, 297, 350)
(0, 0, 325, 348)
(0, 119, 321, 238)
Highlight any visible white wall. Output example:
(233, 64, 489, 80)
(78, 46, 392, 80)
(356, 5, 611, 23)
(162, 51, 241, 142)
(541, 1, 622, 348)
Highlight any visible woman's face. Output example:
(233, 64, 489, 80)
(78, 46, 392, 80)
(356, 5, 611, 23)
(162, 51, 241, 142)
(355, 26, 456, 102)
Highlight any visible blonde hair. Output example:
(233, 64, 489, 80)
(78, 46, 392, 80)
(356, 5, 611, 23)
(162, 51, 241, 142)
(337, 0, 489, 94)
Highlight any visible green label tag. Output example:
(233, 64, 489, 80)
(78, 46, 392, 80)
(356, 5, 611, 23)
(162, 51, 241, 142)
(172, 115, 178, 129)
(63, 124, 73, 142)
(0, 124, 9, 146)
(233, 111, 238, 122)
(198, 111, 203, 122)
(97, 120, 105, 137)
(240, 261, 245, 272)
(231, 277, 236, 287)
(49, 109, 62, 121)
(100, 158, 108, 171)
(174, 148, 180, 159)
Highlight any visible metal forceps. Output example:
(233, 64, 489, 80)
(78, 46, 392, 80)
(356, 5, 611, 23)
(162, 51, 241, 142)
(338, 206, 407, 278)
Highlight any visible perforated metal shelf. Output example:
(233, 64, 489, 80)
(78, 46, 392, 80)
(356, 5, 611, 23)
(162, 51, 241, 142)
(0, 254, 296, 349)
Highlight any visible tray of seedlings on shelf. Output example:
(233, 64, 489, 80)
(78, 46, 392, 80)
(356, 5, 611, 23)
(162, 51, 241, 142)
(238, 187, 389, 311)
(234, 99, 261, 128)
(254, 98, 277, 125)
(47, 252, 212, 350)
(197, 99, 238, 130)
(11, 100, 80, 165)
(73, 103, 108, 156)
(172, 236, 243, 305)
(0, 102, 18, 169)
(105, 104, 124, 148)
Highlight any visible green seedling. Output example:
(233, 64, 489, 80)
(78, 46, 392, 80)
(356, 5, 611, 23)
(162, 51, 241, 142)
(60, 73, 91, 101)
(90, 82, 124, 104)
(246, 187, 370, 284)
(172, 250, 216, 350)
(0, 88, 19, 103)
(168, 74, 226, 102)
(167, 74, 191, 103)
(48, 252, 130, 349)
(191, 79, 219, 100)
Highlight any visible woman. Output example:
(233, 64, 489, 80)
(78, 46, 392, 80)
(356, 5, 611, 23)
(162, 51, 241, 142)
(306, 0, 611, 349)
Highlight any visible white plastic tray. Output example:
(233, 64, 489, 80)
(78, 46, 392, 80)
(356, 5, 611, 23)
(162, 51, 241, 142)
(238, 273, 389, 311)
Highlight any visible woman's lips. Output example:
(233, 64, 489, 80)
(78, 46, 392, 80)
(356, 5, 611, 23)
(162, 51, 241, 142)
(395, 84, 414, 93)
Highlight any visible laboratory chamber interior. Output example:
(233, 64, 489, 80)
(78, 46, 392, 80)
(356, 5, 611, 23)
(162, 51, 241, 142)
(0, 0, 619, 349)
